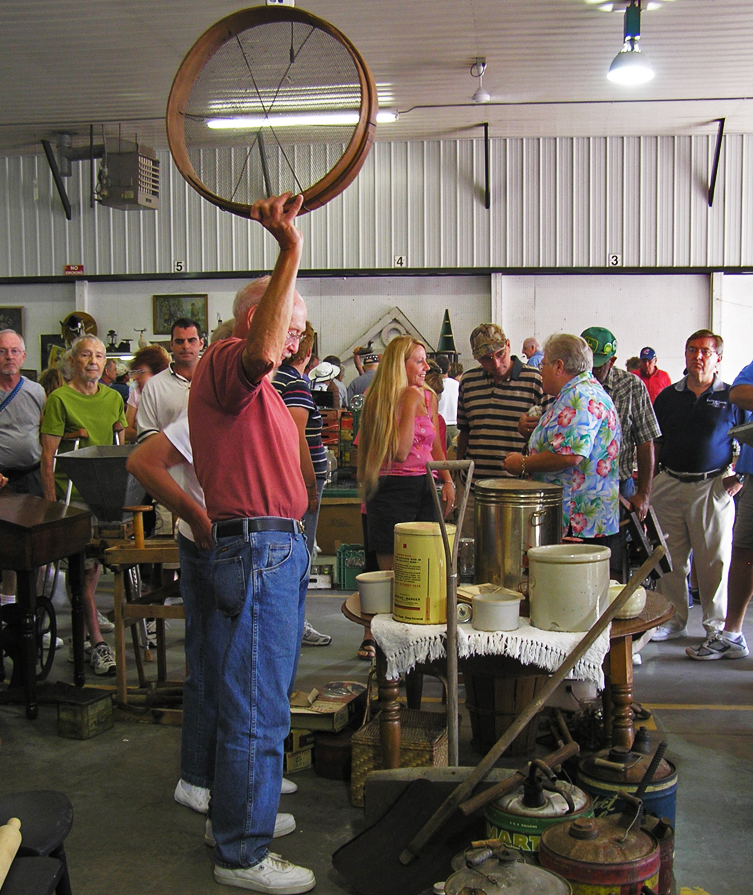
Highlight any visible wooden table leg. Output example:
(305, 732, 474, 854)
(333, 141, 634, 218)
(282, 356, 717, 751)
(113, 567, 127, 704)
(604, 632, 634, 749)
(68, 551, 86, 688)
(17, 569, 38, 719)
(376, 649, 401, 769)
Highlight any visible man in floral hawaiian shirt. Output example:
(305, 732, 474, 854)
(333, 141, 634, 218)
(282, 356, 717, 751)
(505, 333, 621, 539)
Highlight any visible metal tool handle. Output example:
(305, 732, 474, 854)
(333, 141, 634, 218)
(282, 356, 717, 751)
(635, 740, 668, 803)
(459, 740, 580, 816)
(426, 458, 474, 768)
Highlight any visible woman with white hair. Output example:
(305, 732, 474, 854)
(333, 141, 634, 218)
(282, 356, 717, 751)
(505, 333, 621, 539)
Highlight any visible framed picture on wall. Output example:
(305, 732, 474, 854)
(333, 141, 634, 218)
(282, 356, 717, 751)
(152, 294, 208, 336)
(40, 334, 66, 369)
(0, 306, 23, 336)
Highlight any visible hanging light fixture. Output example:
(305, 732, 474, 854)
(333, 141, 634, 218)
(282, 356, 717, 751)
(470, 58, 490, 104)
(607, 0, 655, 85)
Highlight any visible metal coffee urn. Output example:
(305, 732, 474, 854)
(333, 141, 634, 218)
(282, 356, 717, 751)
(474, 479, 563, 593)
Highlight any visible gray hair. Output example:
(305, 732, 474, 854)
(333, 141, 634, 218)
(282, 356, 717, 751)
(544, 334, 592, 375)
(0, 328, 25, 352)
(71, 334, 106, 355)
(232, 276, 271, 322)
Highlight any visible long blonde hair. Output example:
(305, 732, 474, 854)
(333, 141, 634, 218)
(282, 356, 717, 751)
(358, 335, 426, 502)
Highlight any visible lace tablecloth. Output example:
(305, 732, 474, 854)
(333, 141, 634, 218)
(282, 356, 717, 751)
(370, 614, 610, 688)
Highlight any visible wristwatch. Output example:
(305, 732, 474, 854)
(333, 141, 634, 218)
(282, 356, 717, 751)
(736, 473, 745, 484)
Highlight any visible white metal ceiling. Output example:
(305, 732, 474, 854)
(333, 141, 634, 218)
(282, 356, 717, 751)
(0, 0, 752, 156)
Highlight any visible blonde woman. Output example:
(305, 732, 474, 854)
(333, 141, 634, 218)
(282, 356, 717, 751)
(358, 335, 455, 573)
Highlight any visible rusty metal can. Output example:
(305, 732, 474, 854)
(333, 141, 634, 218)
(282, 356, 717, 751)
(539, 815, 660, 895)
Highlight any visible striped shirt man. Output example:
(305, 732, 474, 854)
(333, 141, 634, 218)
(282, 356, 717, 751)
(457, 356, 546, 483)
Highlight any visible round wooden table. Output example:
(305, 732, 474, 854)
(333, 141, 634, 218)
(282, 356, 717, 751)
(342, 588, 674, 765)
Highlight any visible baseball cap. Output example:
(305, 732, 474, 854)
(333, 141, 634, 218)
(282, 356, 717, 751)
(581, 327, 617, 366)
(470, 323, 507, 360)
(640, 346, 656, 360)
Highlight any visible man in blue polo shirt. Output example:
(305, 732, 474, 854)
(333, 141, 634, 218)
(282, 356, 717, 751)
(687, 358, 753, 660)
(651, 329, 746, 642)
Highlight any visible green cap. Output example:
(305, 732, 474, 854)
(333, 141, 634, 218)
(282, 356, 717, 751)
(581, 327, 617, 366)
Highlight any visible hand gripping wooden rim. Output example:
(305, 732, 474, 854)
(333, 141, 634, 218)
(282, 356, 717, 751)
(166, 6, 378, 216)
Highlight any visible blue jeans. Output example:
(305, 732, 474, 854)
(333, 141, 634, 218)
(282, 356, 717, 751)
(177, 532, 229, 790)
(210, 524, 309, 868)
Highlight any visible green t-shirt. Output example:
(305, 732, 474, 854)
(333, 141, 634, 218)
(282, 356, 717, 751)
(41, 383, 127, 499)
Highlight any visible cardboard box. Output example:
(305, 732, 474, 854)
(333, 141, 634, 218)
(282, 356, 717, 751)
(290, 680, 367, 733)
(284, 747, 313, 773)
(285, 728, 315, 753)
(317, 498, 362, 555)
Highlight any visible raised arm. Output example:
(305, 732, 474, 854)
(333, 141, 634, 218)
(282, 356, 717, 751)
(241, 193, 304, 384)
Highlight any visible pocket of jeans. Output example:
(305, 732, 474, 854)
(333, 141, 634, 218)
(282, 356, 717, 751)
(211, 553, 247, 618)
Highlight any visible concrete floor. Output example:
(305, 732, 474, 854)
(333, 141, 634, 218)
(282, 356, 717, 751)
(1, 576, 752, 895)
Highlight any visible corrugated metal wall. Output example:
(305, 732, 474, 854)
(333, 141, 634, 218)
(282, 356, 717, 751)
(1, 134, 751, 277)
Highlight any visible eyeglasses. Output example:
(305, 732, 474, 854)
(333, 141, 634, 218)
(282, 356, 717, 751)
(287, 331, 303, 343)
(686, 347, 717, 358)
(0, 347, 22, 357)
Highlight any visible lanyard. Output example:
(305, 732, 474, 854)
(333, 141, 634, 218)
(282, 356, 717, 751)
(0, 378, 23, 414)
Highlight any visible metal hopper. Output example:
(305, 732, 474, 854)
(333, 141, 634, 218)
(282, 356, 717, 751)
(54, 445, 147, 522)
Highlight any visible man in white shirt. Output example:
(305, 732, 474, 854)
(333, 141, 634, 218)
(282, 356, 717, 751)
(137, 317, 204, 441)
(435, 354, 459, 449)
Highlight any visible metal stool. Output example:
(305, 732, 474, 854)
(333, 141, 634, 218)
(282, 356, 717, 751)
(0, 791, 73, 895)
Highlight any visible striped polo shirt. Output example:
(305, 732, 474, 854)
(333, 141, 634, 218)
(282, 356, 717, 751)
(457, 357, 546, 484)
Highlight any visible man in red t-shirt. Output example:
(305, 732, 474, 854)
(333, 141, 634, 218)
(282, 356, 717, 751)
(632, 346, 671, 403)
(188, 193, 315, 894)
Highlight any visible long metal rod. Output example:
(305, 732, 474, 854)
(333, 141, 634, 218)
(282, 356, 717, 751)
(41, 139, 72, 221)
(483, 122, 490, 210)
(708, 117, 725, 207)
(399, 544, 666, 865)
(426, 459, 474, 767)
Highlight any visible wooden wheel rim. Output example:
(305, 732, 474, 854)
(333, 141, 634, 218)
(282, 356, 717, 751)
(166, 6, 379, 216)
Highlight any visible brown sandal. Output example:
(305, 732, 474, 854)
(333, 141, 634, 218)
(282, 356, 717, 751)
(357, 638, 376, 661)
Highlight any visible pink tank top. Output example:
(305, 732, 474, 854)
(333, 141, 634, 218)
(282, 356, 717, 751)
(382, 389, 435, 477)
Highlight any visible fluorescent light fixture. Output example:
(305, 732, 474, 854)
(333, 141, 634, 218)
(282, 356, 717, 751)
(607, 2, 655, 85)
(207, 110, 398, 129)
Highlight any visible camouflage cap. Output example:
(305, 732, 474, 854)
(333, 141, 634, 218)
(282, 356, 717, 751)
(470, 323, 507, 360)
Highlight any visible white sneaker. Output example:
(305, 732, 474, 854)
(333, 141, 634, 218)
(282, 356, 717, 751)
(280, 778, 298, 795)
(686, 631, 750, 660)
(301, 620, 331, 646)
(205, 814, 296, 848)
(650, 621, 688, 642)
(42, 632, 64, 649)
(67, 637, 93, 663)
(89, 642, 116, 675)
(174, 779, 210, 814)
(97, 610, 115, 633)
(214, 852, 315, 893)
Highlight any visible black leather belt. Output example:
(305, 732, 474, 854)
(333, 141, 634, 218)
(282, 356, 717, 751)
(663, 467, 724, 483)
(213, 517, 303, 538)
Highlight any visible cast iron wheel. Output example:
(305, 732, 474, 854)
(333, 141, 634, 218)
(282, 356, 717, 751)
(35, 595, 57, 681)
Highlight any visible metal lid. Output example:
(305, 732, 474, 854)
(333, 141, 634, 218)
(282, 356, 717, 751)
(475, 478, 563, 497)
(446, 851, 572, 895)
(540, 815, 658, 866)
(578, 745, 674, 784)
(393, 521, 457, 537)
(495, 782, 591, 819)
